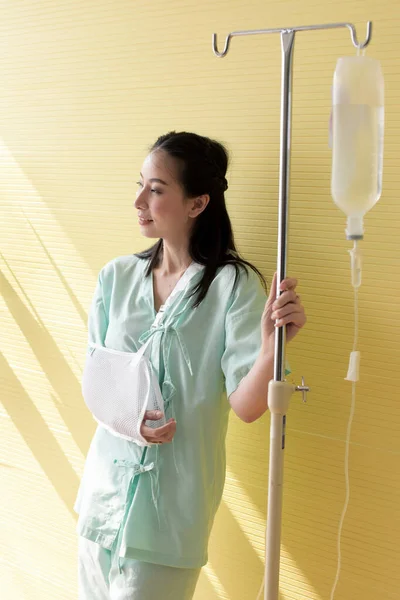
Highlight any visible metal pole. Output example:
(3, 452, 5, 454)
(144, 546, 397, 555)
(264, 30, 295, 600)
(274, 30, 295, 383)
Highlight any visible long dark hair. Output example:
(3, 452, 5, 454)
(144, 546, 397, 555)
(135, 131, 267, 307)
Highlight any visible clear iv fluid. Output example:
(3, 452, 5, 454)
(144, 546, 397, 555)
(331, 104, 384, 215)
(331, 56, 384, 240)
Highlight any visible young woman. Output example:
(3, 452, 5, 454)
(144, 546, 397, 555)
(75, 131, 306, 599)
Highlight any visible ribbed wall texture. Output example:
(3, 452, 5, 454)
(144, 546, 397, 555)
(0, 2, 399, 599)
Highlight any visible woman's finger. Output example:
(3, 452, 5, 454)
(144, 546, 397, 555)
(272, 289, 298, 310)
(143, 419, 176, 438)
(271, 302, 304, 321)
(144, 410, 164, 421)
(141, 418, 176, 443)
(280, 277, 298, 291)
(158, 432, 175, 444)
(156, 423, 177, 444)
(266, 272, 278, 305)
(274, 309, 307, 328)
(150, 432, 175, 445)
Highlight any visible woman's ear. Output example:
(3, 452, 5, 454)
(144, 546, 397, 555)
(188, 194, 210, 218)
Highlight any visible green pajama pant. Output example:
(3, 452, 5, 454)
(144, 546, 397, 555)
(78, 536, 201, 600)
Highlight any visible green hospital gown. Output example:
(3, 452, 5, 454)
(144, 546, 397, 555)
(74, 254, 291, 569)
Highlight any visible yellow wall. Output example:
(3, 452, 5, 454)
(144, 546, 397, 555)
(1, 2, 399, 599)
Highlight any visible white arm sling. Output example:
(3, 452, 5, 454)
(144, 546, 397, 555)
(81, 263, 202, 447)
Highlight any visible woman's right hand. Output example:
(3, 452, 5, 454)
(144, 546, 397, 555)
(140, 411, 176, 444)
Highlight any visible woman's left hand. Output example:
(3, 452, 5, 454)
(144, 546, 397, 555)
(261, 271, 307, 352)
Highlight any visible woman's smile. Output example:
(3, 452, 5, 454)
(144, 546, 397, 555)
(138, 216, 154, 226)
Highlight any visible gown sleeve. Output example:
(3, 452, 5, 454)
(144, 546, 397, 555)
(221, 266, 291, 399)
(87, 268, 109, 347)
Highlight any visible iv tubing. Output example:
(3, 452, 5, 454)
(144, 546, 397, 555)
(330, 240, 360, 599)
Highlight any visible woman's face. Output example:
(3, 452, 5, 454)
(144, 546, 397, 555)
(134, 151, 193, 243)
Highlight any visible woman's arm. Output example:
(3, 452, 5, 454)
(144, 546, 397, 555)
(228, 272, 306, 423)
(228, 349, 274, 423)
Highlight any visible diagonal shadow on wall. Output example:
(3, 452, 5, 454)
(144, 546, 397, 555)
(0, 352, 79, 516)
(207, 499, 265, 600)
(0, 268, 95, 457)
(18, 213, 88, 327)
(194, 569, 223, 600)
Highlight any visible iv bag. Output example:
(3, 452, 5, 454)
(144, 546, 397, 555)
(331, 56, 384, 240)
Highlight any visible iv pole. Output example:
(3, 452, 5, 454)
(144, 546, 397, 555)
(212, 21, 373, 600)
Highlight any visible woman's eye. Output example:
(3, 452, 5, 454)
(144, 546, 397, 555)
(135, 181, 161, 194)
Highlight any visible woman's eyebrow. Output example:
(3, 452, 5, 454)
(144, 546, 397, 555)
(139, 172, 168, 185)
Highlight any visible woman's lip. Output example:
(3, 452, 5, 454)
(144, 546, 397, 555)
(138, 217, 153, 225)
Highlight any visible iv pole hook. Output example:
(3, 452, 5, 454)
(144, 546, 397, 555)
(212, 32, 232, 57)
(346, 21, 372, 49)
(212, 21, 373, 57)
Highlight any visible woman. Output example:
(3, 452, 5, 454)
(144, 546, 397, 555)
(75, 131, 306, 599)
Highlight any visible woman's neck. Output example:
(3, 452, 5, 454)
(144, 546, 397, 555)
(156, 240, 192, 276)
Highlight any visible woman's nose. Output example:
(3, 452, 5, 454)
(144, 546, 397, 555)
(134, 189, 146, 209)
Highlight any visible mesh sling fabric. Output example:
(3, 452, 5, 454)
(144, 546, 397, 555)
(81, 263, 202, 447)
(82, 340, 164, 446)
